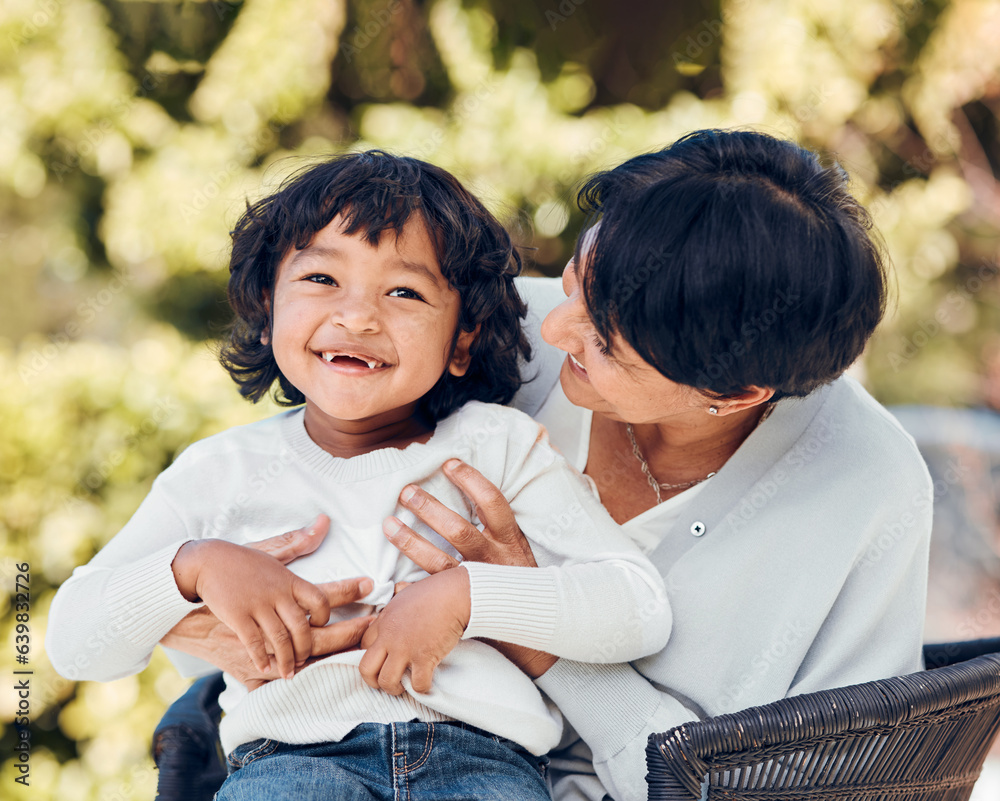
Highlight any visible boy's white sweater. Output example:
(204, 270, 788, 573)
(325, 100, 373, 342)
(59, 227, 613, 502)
(45, 401, 670, 756)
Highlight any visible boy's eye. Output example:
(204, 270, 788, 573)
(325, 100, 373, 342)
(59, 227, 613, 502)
(388, 287, 425, 301)
(303, 274, 336, 286)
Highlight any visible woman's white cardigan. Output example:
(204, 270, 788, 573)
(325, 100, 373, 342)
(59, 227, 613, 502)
(514, 277, 933, 801)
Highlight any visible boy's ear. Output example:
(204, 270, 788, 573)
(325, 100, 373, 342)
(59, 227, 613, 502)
(447, 325, 479, 377)
(260, 290, 271, 346)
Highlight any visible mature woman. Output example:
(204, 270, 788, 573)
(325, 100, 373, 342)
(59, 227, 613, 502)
(161, 129, 931, 801)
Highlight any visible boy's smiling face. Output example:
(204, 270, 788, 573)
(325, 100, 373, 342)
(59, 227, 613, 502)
(266, 213, 474, 451)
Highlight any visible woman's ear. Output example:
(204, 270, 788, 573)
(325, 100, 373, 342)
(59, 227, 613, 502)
(447, 325, 479, 377)
(710, 386, 776, 415)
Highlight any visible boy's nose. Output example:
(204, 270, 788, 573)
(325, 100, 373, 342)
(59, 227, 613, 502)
(329, 293, 380, 333)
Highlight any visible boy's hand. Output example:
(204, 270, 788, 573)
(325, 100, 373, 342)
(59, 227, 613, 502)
(172, 538, 332, 680)
(358, 568, 470, 696)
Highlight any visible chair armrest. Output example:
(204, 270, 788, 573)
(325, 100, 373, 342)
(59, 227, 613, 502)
(647, 649, 1000, 800)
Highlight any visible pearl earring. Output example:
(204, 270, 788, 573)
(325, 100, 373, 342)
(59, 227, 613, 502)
(708, 406, 719, 415)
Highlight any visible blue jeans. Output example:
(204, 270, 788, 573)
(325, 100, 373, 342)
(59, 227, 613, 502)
(216, 722, 551, 800)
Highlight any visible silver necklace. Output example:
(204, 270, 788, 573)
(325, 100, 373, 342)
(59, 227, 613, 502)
(626, 423, 716, 504)
(625, 405, 773, 505)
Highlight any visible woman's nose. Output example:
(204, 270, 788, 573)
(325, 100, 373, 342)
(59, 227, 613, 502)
(540, 295, 585, 352)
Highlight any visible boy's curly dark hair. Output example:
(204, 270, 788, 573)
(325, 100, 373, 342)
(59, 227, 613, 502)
(220, 151, 530, 423)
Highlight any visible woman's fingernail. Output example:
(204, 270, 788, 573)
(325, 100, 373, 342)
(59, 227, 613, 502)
(399, 485, 417, 503)
(383, 516, 402, 535)
(443, 459, 461, 471)
(359, 578, 374, 595)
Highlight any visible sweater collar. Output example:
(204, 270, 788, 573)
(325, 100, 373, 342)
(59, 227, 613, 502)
(648, 379, 838, 569)
(280, 407, 463, 482)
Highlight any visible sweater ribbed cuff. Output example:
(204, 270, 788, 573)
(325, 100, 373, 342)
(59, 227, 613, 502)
(535, 658, 664, 760)
(105, 542, 204, 650)
(461, 562, 559, 649)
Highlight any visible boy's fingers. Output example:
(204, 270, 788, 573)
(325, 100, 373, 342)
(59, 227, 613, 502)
(409, 662, 435, 695)
(293, 580, 331, 628)
(313, 615, 377, 658)
(235, 620, 272, 675)
(358, 643, 387, 691)
(249, 514, 331, 564)
(276, 599, 314, 667)
(257, 610, 296, 680)
(383, 517, 460, 574)
(377, 654, 409, 697)
(316, 577, 374, 608)
(360, 616, 380, 650)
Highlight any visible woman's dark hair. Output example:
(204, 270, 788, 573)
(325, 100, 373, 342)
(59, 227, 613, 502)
(220, 150, 530, 423)
(578, 129, 889, 400)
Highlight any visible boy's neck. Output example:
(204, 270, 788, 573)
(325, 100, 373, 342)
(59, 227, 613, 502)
(302, 403, 434, 458)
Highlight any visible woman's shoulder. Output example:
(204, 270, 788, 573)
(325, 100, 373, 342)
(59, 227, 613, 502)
(780, 375, 932, 496)
(820, 376, 926, 465)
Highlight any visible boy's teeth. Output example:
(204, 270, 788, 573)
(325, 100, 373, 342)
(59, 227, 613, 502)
(321, 352, 382, 369)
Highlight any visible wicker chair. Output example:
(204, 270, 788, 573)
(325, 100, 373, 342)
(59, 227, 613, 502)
(152, 639, 1000, 800)
(646, 638, 1000, 801)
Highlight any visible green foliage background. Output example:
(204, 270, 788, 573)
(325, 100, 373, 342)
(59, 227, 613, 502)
(1, 0, 999, 796)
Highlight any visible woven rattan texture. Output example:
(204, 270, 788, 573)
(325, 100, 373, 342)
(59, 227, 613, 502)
(646, 640, 1000, 801)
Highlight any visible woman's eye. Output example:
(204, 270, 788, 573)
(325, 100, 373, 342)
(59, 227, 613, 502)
(592, 333, 613, 357)
(388, 287, 425, 301)
(303, 274, 335, 286)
